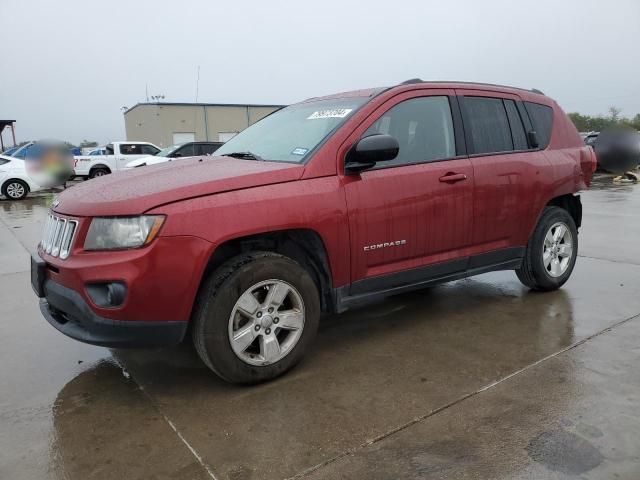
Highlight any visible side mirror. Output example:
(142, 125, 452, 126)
(345, 134, 399, 174)
(171, 152, 182, 158)
(528, 130, 540, 149)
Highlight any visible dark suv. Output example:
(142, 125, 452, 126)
(32, 80, 596, 383)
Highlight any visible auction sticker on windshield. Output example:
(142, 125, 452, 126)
(307, 108, 353, 120)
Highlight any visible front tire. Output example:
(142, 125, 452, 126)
(192, 252, 320, 384)
(2, 179, 29, 200)
(516, 206, 578, 291)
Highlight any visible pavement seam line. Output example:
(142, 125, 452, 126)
(112, 360, 220, 480)
(288, 311, 640, 480)
(577, 254, 640, 266)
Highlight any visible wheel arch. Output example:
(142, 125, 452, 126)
(200, 229, 335, 313)
(89, 164, 111, 174)
(546, 193, 582, 229)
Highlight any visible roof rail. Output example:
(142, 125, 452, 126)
(397, 79, 544, 95)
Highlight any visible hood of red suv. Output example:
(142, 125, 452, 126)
(53, 156, 305, 217)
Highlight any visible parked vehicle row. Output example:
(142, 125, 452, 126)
(124, 141, 223, 168)
(33, 80, 596, 384)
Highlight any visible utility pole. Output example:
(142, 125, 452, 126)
(195, 65, 200, 102)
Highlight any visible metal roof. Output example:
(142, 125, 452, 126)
(123, 102, 285, 115)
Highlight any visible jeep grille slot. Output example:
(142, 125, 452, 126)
(41, 214, 78, 259)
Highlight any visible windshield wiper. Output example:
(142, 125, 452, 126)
(221, 151, 264, 161)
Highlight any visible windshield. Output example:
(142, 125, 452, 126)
(215, 98, 368, 163)
(156, 145, 182, 157)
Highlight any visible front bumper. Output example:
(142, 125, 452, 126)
(32, 254, 187, 348)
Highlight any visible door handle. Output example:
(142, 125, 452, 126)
(439, 172, 468, 183)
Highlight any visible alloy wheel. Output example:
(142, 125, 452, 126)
(6, 182, 25, 199)
(543, 221, 573, 277)
(228, 279, 305, 366)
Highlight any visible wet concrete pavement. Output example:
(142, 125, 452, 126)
(1, 174, 639, 479)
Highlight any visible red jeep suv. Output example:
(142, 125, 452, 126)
(32, 80, 596, 383)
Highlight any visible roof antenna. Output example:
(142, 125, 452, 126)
(195, 65, 200, 102)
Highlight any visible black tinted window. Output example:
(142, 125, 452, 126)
(0, 158, 9, 166)
(504, 100, 529, 150)
(364, 96, 456, 166)
(198, 143, 222, 155)
(462, 97, 513, 154)
(524, 102, 553, 149)
(175, 144, 195, 157)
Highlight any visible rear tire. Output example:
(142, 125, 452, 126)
(2, 179, 29, 200)
(89, 168, 109, 179)
(516, 206, 578, 291)
(192, 252, 320, 384)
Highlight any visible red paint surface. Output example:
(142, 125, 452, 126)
(44, 82, 594, 323)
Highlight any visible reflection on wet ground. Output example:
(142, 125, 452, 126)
(1, 175, 640, 479)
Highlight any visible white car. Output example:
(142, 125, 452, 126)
(0, 154, 45, 200)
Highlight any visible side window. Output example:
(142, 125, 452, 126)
(0, 158, 9, 166)
(198, 143, 221, 155)
(120, 144, 141, 155)
(105, 144, 114, 155)
(140, 144, 160, 155)
(504, 100, 529, 150)
(175, 144, 195, 157)
(462, 97, 513, 154)
(363, 96, 456, 166)
(524, 102, 554, 149)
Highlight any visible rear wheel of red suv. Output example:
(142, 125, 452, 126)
(516, 206, 578, 291)
(192, 252, 320, 384)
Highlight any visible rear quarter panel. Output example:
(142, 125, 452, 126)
(525, 98, 592, 236)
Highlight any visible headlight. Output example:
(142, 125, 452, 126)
(84, 216, 165, 250)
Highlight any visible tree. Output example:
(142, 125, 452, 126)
(79, 139, 98, 148)
(608, 106, 622, 123)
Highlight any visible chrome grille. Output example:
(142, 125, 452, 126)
(40, 213, 78, 259)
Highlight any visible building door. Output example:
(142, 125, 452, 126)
(173, 132, 195, 145)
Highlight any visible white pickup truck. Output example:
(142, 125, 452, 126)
(73, 141, 160, 178)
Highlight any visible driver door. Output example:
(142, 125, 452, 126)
(343, 90, 474, 293)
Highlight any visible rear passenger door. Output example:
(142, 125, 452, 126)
(344, 90, 474, 289)
(457, 90, 548, 252)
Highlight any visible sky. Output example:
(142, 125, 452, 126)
(2, 0, 639, 145)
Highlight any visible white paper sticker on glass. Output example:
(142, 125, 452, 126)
(307, 108, 353, 120)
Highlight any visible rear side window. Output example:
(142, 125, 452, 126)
(504, 100, 529, 150)
(120, 144, 141, 155)
(364, 96, 456, 166)
(461, 97, 513, 154)
(524, 102, 553, 149)
(0, 158, 9, 166)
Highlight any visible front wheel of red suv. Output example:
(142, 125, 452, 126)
(516, 206, 578, 291)
(192, 252, 320, 384)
